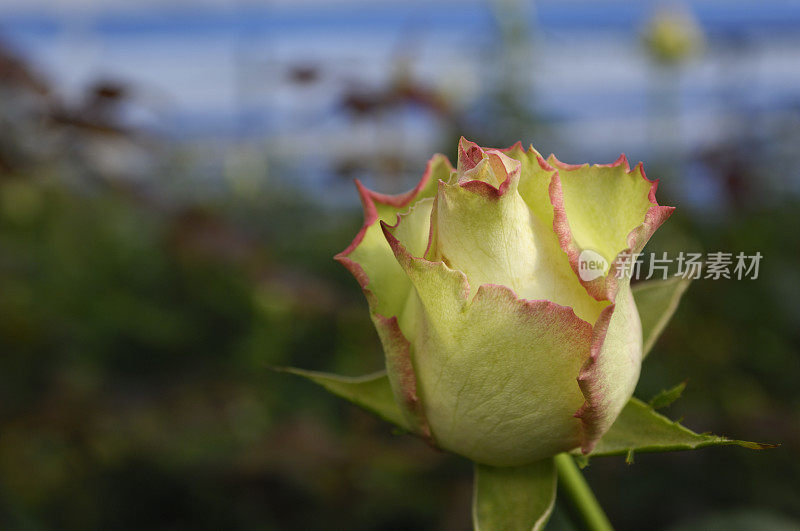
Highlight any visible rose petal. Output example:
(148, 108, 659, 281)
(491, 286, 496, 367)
(544, 155, 673, 452)
(381, 224, 594, 466)
(574, 282, 643, 453)
(335, 154, 453, 436)
(548, 155, 674, 302)
(335, 154, 452, 318)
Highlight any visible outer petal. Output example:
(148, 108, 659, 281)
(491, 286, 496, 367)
(335, 155, 453, 437)
(545, 154, 674, 453)
(548, 155, 675, 302)
(335, 154, 452, 317)
(372, 313, 431, 438)
(574, 282, 642, 452)
(382, 224, 594, 466)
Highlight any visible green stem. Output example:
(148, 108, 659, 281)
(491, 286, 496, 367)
(554, 453, 614, 531)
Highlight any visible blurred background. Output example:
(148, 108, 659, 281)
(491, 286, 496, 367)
(0, 0, 799, 529)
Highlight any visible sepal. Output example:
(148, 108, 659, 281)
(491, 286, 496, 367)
(473, 458, 556, 531)
(632, 276, 692, 356)
(578, 397, 775, 459)
(275, 368, 410, 431)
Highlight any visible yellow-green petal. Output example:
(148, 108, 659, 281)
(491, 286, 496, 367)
(382, 225, 594, 466)
(335, 154, 452, 318)
(548, 155, 674, 302)
(575, 282, 643, 453)
(335, 155, 453, 438)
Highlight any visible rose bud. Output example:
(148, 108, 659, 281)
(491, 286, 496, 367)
(331, 138, 674, 467)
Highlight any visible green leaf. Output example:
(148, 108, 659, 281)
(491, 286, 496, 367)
(633, 276, 692, 356)
(473, 459, 556, 531)
(275, 368, 409, 430)
(582, 397, 775, 458)
(648, 380, 687, 409)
